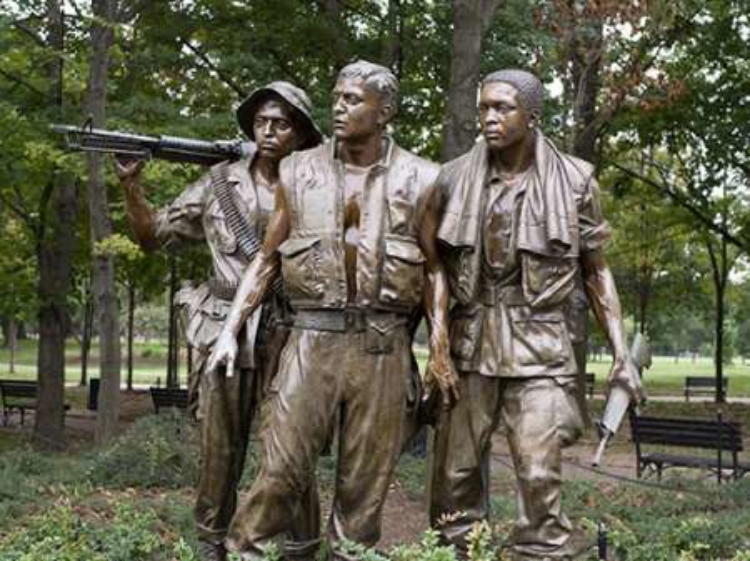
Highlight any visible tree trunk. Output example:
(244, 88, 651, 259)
(166, 258, 179, 389)
(441, 0, 504, 162)
(33, 0, 79, 451)
(706, 236, 727, 404)
(7, 318, 17, 374)
(34, 174, 78, 450)
(382, 0, 404, 78)
(2, 318, 11, 348)
(715, 280, 725, 402)
(87, 0, 121, 446)
(127, 279, 135, 390)
(322, 0, 348, 77)
(79, 280, 93, 386)
(557, 0, 604, 163)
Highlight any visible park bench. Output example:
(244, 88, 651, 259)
(630, 412, 749, 483)
(0, 379, 70, 427)
(149, 387, 189, 414)
(585, 373, 595, 399)
(684, 376, 728, 401)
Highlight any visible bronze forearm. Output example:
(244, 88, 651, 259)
(582, 250, 628, 359)
(122, 177, 160, 251)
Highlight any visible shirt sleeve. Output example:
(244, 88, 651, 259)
(154, 172, 211, 249)
(578, 175, 612, 252)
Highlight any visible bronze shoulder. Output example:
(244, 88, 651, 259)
(390, 143, 440, 192)
(560, 153, 596, 194)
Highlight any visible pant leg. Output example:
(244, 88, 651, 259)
(194, 362, 255, 543)
(254, 321, 322, 559)
(429, 372, 502, 553)
(226, 329, 342, 558)
(328, 328, 411, 553)
(501, 377, 584, 560)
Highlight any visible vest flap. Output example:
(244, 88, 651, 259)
(277, 235, 321, 257)
(384, 235, 425, 264)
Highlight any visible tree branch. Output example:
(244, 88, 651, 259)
(177, 37, 247, 97)
(0, 66, 46, 98)
(12, 20, 46, 47)
(610, 161, 749, 251)
(0, 190, 34, 229)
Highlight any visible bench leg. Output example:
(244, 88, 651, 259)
(657, 464, 663, 482)
(20, 408, 24, 427)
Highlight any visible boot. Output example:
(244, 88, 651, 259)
(197, 539, 227, 561)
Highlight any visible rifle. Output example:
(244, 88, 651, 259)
(591, 332, 650, 467)
(51, 121, 253, 166)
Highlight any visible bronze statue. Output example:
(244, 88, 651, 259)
(429, 69, 644, 561)
(207, 60, 458, 560)
(115, 82, 323, 561)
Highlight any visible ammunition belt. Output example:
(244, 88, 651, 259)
(211, 162, 283, 295)
(207, 278, 238, 301)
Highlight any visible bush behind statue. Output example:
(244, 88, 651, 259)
(88, 410, 200, 488)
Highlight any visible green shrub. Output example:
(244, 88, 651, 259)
(0, 499, 163, 561)
(88, 410, 199, 488)
(0, 447, 90, 529)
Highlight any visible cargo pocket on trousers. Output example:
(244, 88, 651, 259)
(278, 236, 324, 301)
(379, 234, 425, 308)
(554, 378, 584, 448)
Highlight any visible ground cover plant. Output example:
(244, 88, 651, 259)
(1, 404, 749, 560)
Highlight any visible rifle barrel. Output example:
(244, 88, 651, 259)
(51, 123, 253, 166)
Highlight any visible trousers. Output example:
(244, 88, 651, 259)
(226, 323, 411, 559)
(430, 373, 584, 560)
(193, 323, 321, 559)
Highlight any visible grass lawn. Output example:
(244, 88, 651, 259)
(0, 339, 188, 387)
(3, 339, 749, 398)
(587, 354, 750, 397)
(414, 348, 750, 398)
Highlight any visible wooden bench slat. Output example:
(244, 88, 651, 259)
(684, 376, 728, 401)
(631, 412, 747, 483)
(0, 380, 70, 427)
(149, 387, 189, 413)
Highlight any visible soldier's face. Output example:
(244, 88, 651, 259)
(331, 77, 388, 142)
(253, 99, 299, 161)
(479, 82, 533, 151)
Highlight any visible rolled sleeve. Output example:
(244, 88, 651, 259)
(578, 177, 612, 252)
(155, 173, 211, 249)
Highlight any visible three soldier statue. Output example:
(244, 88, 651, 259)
(115, 62, 642, 561)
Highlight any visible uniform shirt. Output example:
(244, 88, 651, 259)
(459, 163, 610, 379)
(155, 158, 275, 367)
(155, 158, 274, 286)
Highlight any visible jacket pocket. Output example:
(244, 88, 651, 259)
(278, 236, 324, 301)
(509, 306, 569, 367)
(175, 283, 227, 352)
(379, 234, 425, 308)
(449, 303, 483, 363)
